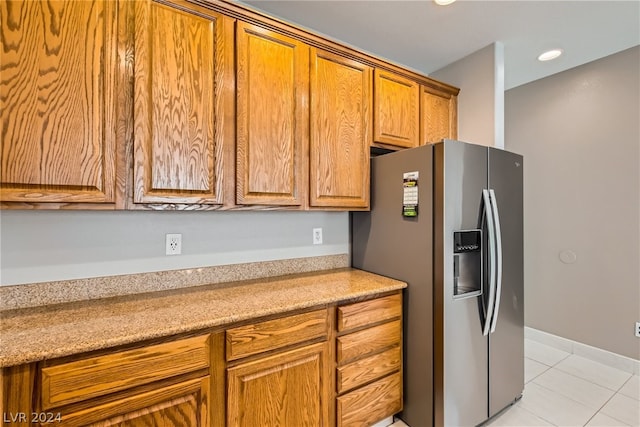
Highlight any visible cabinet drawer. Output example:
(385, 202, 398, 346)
(337, 372, 402, 427)
(41, 335, 210, 410)
(226, 309, 328, 361)
(337, 319, 401, 364)
(337, 345, 401, 394)
(337, 293, 402, 332)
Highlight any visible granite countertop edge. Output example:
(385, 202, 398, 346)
(0, 268, 406, 367)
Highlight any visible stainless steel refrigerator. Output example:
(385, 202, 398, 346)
(352, 140, 524, 427)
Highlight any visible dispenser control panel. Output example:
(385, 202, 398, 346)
(454, 230, 481, 253)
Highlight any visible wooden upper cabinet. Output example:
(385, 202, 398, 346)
(310, 49, 371, 209)
(373, 70, 420, 149)
(133, 0, 233, 206)
(421, 85, 458, 145)
(236, 23, 309, 206)
(0, 0, 119, 206)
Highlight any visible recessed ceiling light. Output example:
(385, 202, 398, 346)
(434, 0, 457, 5)
(538, 49, 563, 62)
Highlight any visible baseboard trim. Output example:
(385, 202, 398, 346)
(525, 327, 640, 375)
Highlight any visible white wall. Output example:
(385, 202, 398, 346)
(430, 43, 505, 148)
(0, 210, 349, 286)
(505, 46, 640, 360)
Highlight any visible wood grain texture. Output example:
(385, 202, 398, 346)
(325, 305, 337, 427)
(235, 22, 309, 206)
(1, 364, 35, 427)
(309, 48, 371, 208)
(133, 0, 229, 205)
(421, 85, 458, 144)
(209, 332, 226, 427)
(59, 377, 210, 427)
(227, 342, 327, 427)
(215, 0, 459, 96)
(336, 319, 401, 364)
(41, 335, 210, 410)
(0, 0, 118, 204)
(226, 309, 328, 361)
(337, 345, 401, 394)
(337, 292, 402, 332)
(374, 70, 420, 148)
(337, 372, 402, 427)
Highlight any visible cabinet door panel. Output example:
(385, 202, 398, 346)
(59, 377, 210, 427)
(421, 85, 458, 145)
(236, 23, 308, 206)
(0, 0, 117, 203)
(374, 70, 420, 148)
(227, 343, 327, 427)
(134, 0, 231, 205)
(310, 49, 371, 208)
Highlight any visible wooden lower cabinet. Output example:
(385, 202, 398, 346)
(1, 293, 403, 427)
(227, 342, 329, 427)
(335, 293, 404, 426)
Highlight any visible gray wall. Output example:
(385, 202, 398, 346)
(505, 46, 640, 360)
(0, 210, 349, 286)
(431, 43, 505, 148)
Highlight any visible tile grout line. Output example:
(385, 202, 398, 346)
(528, 379, 601, 421)
(580, 388, 632, 427)
(551, 355, 634, 393)
(514, 402, 560, 427)
(616, 375, 640, 401)
(527, 362, 635, 427)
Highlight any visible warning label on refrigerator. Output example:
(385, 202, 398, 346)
(403, 171, 419, 217)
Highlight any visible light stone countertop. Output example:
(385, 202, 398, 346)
(0, 268, 406, 367)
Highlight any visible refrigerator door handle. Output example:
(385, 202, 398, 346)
(489, 189, 503, 333)
(482, 189, 496, 336)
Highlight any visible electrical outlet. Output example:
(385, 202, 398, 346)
(166, 233, 182, 255)
(635, 321, 640, 338)
(313, 228, 323, 245)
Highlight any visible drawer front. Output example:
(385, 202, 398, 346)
(337, 293, 401, 332)
(41, 335, 210, 410)
(337, 319, 401, 364)
(226, 309, 328, 361)
(337, 345, 401, 394)
(337, 372, 402, 427)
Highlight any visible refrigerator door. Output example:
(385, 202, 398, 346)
(435, 140, 489, 427)
(488, 147, 524, 417)
(352, 145, 435, 427)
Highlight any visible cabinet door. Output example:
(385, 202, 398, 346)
(236, 22, 308, 206)
(373, 70, 420, 149)
(57, 377, 210, 427)
(133, 0, 233, 206)
(310, 49, 371, 208)
(227, 343, 328, 427)
(0, 0, 118, 205)
(421, 85, 458, 145)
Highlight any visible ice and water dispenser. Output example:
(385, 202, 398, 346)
(453, 230, 482, 297)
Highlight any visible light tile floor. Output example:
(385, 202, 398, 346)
(389, 339, 639, 427)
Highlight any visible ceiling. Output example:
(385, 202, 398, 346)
(239, 0, 640, 90)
